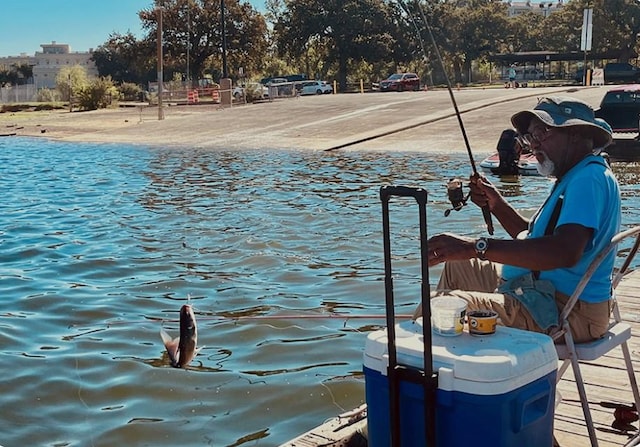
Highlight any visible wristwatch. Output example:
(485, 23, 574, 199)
(474, 237, 489, 259)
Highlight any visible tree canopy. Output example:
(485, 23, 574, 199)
(85, 0, 640, 89)
(139, 0, 268, 83)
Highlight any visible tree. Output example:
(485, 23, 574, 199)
(272, 0, 403, 90)
(56, 65, 90, 103)
(0, 68, 18, 87)
(92, 32, 156, 86)
(415, 0, 511, 84)
(503, 0, 640, 62)
(14, 63, 33, 85)
(0, 63, 33, 86)
(547, 0, 640, 61)
(138, 0, 268, 84)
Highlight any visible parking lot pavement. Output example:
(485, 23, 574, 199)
(4, 85, 607, 153)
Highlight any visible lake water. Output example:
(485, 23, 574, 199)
(2, 137, 640, 446)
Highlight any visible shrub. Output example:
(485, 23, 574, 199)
(37, 88, 60, 103)
(119, 82, 142, 101)
(34, 103, 65, 111)
(77, 76, 119, 110)
(0, 104, 28, 113)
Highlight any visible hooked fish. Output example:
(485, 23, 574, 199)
(160, 304, 200, 368)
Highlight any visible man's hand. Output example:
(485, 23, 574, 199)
(427, 233, 475, 266)
(470, 174, 502, 211)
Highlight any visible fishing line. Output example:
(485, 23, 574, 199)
(320, 381, 347, 413)
(74, 347, 96, 447)
(86, 313, 414, 328)
(396, 0, 494, 234)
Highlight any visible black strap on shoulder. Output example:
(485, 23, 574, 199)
(533, 196, 563, 279)
(544, 196, 563, 236)
(532, 156, 606, 279)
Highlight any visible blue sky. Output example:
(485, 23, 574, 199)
(0, 0, 266, 57)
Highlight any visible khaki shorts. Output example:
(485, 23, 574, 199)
(414, 259, 610, 343)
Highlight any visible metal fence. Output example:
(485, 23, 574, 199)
(0, 85, 38, 103)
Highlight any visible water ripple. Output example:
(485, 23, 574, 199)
(1, 137, 640, 445)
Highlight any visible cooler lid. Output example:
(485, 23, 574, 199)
(363, 318, 558, 393)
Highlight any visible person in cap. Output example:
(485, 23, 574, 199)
(420, 97, 620, 342)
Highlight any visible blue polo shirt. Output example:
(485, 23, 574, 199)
(501, 155, 621, 303)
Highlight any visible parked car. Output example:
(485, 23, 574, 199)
(266, 78, 288, 86)
(575, 63, 640, 84)
(266, 78, 295, 96)
(378, 73, 421, 92)
(261, 74, 307, 85)
(300, 80, 333, 95)
(233, 82, 269, 101)
(604, 63, 640, 83)
(594, 84, 640, 133)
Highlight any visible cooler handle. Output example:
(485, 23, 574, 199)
(512, 379, 552, 432)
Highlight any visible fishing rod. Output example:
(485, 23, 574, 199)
(398, 1, 494, 235)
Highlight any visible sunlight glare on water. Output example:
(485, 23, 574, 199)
(1, 137, 640, 446)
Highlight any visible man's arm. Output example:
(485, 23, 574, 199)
(427, 224, 592, 270)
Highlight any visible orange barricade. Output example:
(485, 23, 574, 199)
(187, 89, 199, 104)
(212, 89, 220, 103)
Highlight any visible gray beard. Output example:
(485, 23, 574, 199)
(536, 152, 556, 177)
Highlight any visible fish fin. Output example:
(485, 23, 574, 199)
(160, 329, 180, 367)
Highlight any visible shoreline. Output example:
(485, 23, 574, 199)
(0, 86, 608, 153)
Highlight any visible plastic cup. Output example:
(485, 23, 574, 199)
(430, 296, 467, 336)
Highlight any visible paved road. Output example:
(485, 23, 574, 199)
(2, 85, 607, 155)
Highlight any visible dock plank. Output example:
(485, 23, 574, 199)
(554, 268, 640, 447)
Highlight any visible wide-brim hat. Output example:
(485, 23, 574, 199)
(511, 96, 612, 148)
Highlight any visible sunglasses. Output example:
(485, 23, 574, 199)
(517, 126, 552, 148)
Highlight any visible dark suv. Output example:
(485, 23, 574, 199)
(575, 63, 640, 84)
(594, 84, 640, 133)
(604, 63, 640, 84)
(378, 73, 421, 92)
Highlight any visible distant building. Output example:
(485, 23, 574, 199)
(0, 41, 97, 89)
(505, 1, 564, 18)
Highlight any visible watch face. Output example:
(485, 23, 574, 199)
(476, 238, 488, 252)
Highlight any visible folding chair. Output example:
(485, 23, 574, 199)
(552, 226, 640, 447)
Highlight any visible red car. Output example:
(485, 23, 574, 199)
(379, 73, 421, 92)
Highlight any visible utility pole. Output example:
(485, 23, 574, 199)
(221, 0, 228, 78)
(186, 0, 190, 86)
(157, 5, 165, 120)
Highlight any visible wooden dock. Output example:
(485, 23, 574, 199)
(282, 270, 640, 447)
(554, 268, 640, 447)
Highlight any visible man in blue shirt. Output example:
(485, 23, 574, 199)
(424, 97, 620, 343)
(508, 65, 517, 88)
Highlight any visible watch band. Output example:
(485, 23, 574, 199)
(475, 237, 489, 259)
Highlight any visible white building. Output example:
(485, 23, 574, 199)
(505, 1, 564, 18)
(0, 41, 97, 89)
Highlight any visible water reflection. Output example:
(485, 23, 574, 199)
(1, 138, 640, 446)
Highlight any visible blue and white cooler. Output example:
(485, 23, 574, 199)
(364, 318, 558, 447)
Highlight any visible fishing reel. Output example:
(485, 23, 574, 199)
(444, 177, 470, 217)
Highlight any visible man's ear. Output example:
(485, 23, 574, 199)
(570, 128, 594, 150)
